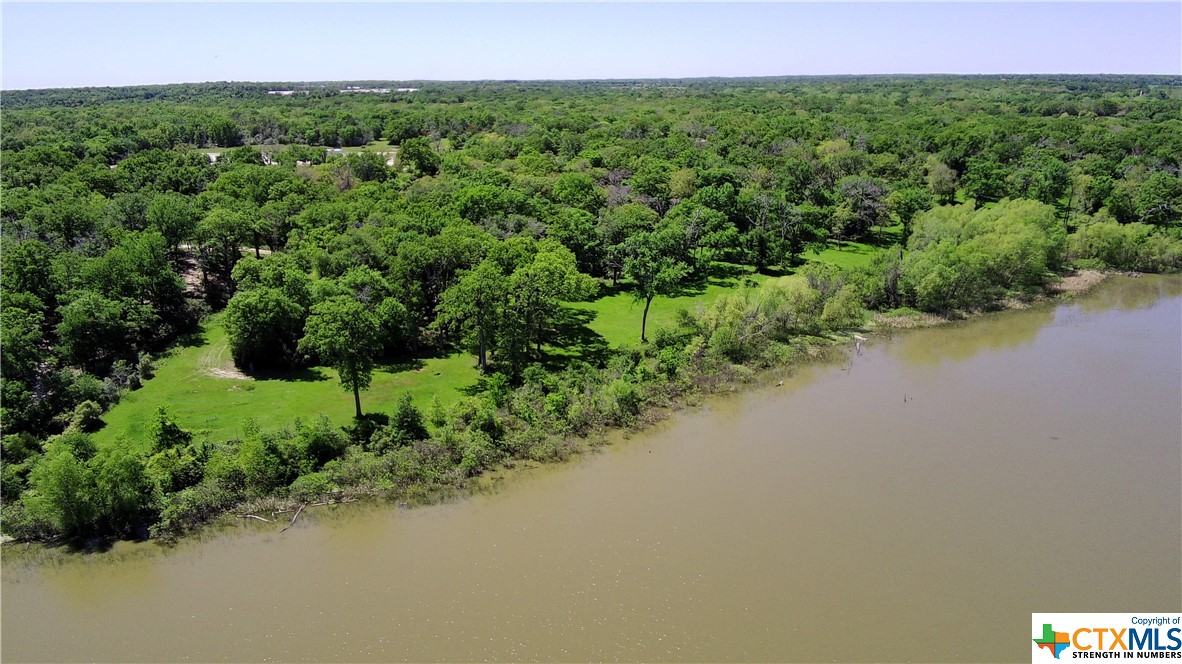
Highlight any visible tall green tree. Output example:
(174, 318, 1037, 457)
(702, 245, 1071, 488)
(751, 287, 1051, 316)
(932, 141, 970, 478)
(925, 157, 959, 205)
(835, 176, 889, 240)
(886, 187, 934, 244)
(435, 259, 509, 372)
(1136, 172, 1182, 226)
(299, 296, 381, 418)
(624, 229, 690, 343)
(196, 207, 250, 301)
(55, 291, 137, 372)
(23, 440, 97, 537)
(504, 241, 597, 362)
(224, 287, 306, 370)
(398, 137, 439, 176)
(92, 447, 156, 533)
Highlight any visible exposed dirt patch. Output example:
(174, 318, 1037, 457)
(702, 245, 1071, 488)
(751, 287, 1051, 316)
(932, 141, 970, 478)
(197, 338, 249, 380)
(207, 367, 249, 380)
(1052, 269, 1107, 294)
(175, 250, 206, 299)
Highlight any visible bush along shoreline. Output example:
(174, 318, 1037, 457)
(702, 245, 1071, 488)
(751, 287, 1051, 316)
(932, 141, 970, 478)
(3, 198, 1180, 549)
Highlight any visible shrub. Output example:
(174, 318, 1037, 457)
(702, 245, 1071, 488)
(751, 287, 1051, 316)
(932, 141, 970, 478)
(428, 395, 447, 429)
(288, 472, 332, 503)
(22, 441, 97, 537)
(2, 432, 42, 464)
(389, 394, 428, 443)
(237, 433, 293, 497)
(321, 448, 387, 490)
(91, 446, 158, 534)
(821, 285, 867, 330)
(544, 390, 570, 421)
(605, 378, 641, 424)
(0, 500, 55, 540)
(151, 480, 240, 539)
(149, 407, 191, 453)
(459, 431, 500, 476)
(146, 445, 205, 494)
(297, 415, 350, 468)
(68, 400, 104, 432)
(49, 429, 97, 461)
(1067, 220, 1182, 272)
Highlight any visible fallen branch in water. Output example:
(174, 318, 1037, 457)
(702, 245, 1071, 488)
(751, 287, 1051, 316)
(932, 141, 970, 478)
(272, 498, 356, 515)
(237, 514, 274, 523)
(280, 503, 307, 532)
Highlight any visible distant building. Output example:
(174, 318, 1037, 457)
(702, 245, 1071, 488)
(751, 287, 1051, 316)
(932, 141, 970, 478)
(267, 90, 296, 96)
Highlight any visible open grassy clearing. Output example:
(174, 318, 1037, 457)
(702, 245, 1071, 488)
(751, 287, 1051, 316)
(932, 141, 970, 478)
(570, 267, 777, 349)
(96, 239, 886, 447)
(196, 144, 288, 157)
(197, 140, 397, 158)
(337, 139, 396, 154)
(94, 318, 479, 449)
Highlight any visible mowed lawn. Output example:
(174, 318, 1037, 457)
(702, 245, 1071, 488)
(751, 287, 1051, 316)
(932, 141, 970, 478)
(572, 235, 891, 347)
(571, 269, 779, 348)
(95, 240, 886, 448)
(95, 319, 479, 450)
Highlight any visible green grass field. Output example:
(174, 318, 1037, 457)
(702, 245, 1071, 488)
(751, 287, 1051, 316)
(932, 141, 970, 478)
(197, 140, 397, 158)
(94, 319, 479, 450)
(572, 265, 777, 348)
(337, 139, 396, 154)
(95, 239, 886, 448)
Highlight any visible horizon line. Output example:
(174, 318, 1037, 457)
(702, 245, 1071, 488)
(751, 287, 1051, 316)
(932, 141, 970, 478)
(7, 72, 1181, 93)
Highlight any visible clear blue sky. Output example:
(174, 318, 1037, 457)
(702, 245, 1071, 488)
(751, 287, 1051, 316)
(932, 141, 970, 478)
(3, 2, 1179, 89)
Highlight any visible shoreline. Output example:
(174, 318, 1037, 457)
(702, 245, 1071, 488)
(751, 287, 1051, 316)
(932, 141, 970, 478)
(0, 268, 1122, 558)
(870, 268, 1110, 329)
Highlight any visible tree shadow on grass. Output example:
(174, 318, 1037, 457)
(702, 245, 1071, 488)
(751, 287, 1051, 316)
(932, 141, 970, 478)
(454, 307, 612, 394)
(174, 327, 209, 349)
(826, 240, 881, 255)
(374, 358, 427, 374)
(757, 265, 793, 277)
(705, 261, 751, 281)
(459, 374, 496, 397)
(590, 277, 708, 302)
(592, 281, 631, 299)
(250, 367, 331, 383)
(845, 226, 903, 250)
(684, 261, 763, 292)
(546, 306, 611, 366)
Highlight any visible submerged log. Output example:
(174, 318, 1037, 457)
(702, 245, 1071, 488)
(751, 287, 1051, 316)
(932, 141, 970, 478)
(238, 514, 274, 523)
(280, 503, 307, 532)
(272, 498, 357, 515)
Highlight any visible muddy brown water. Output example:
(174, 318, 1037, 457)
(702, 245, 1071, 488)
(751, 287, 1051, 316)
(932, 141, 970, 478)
(3, 276, 1180, 663)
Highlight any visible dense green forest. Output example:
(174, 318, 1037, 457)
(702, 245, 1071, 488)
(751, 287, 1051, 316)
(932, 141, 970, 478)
(2, 76, 1181, 543)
